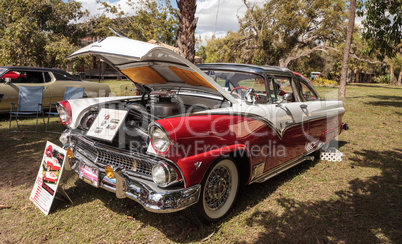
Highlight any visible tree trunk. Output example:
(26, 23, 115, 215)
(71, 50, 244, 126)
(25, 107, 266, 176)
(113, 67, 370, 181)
(389, 63, 396, 85)
(347, 69, 352, 83)
(176, 0, 198, 63)
(339, 0, 356, 99)
(355, 70, 360, 83)
(397, 70, 402, 86)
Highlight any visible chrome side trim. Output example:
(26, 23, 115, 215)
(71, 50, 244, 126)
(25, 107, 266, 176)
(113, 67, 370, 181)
(251, 161, 265, 180)
(250, 151, 317, 184)
(183, 111, 342, 140)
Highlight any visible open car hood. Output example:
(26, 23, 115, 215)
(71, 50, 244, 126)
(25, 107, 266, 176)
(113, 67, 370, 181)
(68, 36, 236, 103)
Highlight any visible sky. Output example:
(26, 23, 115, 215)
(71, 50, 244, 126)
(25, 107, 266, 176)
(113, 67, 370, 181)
(76, 0, 264, 42)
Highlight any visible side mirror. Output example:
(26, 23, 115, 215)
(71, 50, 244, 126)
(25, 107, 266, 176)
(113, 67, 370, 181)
(4, 77, 11, 84)
(283, 93, 293, 102)
(276, 93, 294, 107)
(244, 88, 257, 104)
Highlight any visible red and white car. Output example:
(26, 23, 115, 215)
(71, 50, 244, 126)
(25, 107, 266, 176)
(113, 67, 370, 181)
(43, 171, 58, 183)
(57, 36, 348, 225)
(43, 156, 61, 171)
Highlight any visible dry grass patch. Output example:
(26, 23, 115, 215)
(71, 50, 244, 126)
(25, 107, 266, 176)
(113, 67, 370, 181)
(0, 83, 401, 243)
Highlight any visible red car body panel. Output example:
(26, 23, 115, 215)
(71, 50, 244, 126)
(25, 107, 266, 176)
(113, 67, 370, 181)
(156, 113, 343, 187)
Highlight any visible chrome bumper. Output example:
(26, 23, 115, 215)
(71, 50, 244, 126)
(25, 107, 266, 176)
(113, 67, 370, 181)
(66, 152, 201, 213)
(101, 170, 201, 213)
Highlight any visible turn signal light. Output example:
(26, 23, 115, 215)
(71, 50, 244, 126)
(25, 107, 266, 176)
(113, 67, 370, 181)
(67, 147, 73, 159)
(105, 165, 114, 179)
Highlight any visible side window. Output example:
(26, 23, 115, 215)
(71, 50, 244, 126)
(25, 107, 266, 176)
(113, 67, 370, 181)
(204, 70, 270, 103)
(237, 75, 269, 103)
(26, 71, 44, 83)
(296, 77, 319, 101)
(3, 71, 28, 83)
(269, 77, 295, 103)
(43, 72, 52, 82)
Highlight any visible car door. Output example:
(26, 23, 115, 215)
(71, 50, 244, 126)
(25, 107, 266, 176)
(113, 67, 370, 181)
(293, 75, 345, 146)
(256, 75, 312, 171)
(47, 70, 86, 103)
(0, 69, 51, 112)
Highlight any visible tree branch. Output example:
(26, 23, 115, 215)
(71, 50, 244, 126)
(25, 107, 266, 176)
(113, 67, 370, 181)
(349, 53, 383, 64)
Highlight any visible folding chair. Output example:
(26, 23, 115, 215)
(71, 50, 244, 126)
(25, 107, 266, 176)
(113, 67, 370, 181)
(45, 87, 84, 132)
(9, 86, 45, 133)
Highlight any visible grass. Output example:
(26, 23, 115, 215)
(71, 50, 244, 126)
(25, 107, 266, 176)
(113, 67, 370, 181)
(0, 83, 401, 243)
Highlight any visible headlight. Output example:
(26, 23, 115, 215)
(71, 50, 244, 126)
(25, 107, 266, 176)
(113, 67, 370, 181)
(80, 113, 96, 130)
(152, 162, 178, 187)
(57, 101, 72, 125)
(149, 124, 171, 154)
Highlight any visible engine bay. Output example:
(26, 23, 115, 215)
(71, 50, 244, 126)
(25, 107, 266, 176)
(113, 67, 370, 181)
(77, 89, 231, 153)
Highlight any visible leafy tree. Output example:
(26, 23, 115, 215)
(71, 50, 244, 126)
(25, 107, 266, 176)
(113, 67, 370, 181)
(0, 0, 87, 67)
(358, 0, 402, 60)
(197, 31, 246, 63)
(95, 0, 178, 46)
(239, 0, 347, 67)
(357, 0, 401, 86)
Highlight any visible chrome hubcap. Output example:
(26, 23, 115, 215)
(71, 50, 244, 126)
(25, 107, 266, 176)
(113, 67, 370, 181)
(205, 165, 231, 210)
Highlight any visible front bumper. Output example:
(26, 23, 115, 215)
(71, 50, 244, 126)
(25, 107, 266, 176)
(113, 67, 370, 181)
(62, 133, 201, 213)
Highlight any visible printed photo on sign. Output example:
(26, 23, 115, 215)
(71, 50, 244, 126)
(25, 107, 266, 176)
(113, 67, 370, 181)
(86, 108, 128, 142)
(30, 142, 67, 215)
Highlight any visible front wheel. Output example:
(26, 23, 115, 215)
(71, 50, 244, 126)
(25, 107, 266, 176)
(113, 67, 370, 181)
(185, 156, 239, 225)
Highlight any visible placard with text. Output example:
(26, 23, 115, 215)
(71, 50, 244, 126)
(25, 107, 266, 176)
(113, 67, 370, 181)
(30, 141, 67, 215)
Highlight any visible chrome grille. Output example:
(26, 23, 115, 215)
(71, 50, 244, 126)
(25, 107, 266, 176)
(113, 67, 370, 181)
(74, 136, 154, 179)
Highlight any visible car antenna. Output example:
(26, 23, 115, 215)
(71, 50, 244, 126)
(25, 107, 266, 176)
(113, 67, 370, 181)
(109, 27, 127, 38)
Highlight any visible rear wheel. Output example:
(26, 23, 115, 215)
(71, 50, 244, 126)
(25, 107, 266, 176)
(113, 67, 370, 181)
(185, 156, 239, 225)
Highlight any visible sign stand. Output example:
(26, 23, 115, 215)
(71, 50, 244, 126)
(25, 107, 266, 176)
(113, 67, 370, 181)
(55, 184, 73, 204)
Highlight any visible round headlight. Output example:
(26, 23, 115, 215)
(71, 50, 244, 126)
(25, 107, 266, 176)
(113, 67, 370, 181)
(152, 163, 178, 187)
(152, 164, 168, 185)
(57, 101, 72, 125)
(150, 127, 171, 154)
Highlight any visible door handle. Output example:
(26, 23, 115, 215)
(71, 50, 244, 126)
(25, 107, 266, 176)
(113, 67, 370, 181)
(300, 104, 307, 109)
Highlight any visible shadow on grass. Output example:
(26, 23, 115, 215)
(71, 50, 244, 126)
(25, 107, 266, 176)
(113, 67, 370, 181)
(52, 151, 325, 242)
(0, 117, 62, 189)
(243, 149, 401, 243)
(365, 95, 402, 108)
(350, 83, 402, 90)
(50, 139, 350, 242)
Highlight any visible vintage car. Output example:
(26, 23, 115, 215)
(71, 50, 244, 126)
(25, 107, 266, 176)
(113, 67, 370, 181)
(0, 66, 111, 113)
(57, 36, 347, 225)
(43, 156, 61, 171)
(43, 171, 58, 183)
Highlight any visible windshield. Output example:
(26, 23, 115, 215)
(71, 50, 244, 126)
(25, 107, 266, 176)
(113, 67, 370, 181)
(0, 68, 7, 78)
(203, 70, 270, 103)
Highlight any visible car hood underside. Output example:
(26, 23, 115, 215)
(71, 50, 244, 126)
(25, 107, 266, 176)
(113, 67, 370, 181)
(68, 36, 237, 104)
